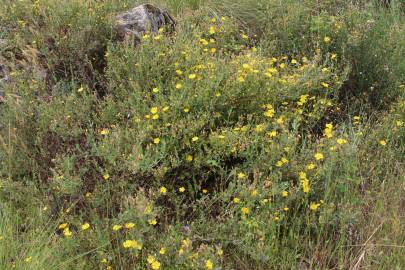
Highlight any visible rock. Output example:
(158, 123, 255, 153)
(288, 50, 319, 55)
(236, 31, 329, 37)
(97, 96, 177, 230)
(113, 4, 176, 44)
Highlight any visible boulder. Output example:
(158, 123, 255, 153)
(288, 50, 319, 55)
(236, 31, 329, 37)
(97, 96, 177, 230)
(113, 4, 176, 44)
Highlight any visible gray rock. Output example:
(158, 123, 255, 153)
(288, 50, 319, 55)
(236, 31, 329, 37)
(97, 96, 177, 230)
(113, 4, 176, 44)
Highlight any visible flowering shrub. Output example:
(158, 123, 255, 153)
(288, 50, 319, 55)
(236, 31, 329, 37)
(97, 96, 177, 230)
(0, 1, 404, 269)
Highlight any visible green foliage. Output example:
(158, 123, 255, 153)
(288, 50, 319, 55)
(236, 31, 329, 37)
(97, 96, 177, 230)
(0, 0, 404, 269)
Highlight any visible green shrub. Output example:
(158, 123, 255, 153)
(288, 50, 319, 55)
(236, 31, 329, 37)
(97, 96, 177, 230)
(0, 1, 404, 269)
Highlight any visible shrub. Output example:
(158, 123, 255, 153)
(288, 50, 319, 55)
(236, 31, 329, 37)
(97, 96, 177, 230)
(0, 1, 404, 269)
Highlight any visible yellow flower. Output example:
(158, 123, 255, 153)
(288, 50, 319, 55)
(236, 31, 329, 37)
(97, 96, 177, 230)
(176, 69, 183, 75)
(63, 227, 72, 237)
(179, 187, 185, 193)
(159, 247, 166, 255)
(268, 130, 277, 138)
(175, 83, 183, 89)
(282, 191, 288, 197)
(186, 155, 193, 162)
(264, 104, 276, 118)
(200, 39, 209, 46)
(77, 86, 84, 93)
(321, 82, 329, 88)
(81, 223, 90, 230)
(337, 138, 347, 145)
(25, 257, 32, 263)
(202, 189, 208, 194)
(148, 219, 157, 225)
(191, 136, 199, 142)
(260, 199, 269, 205)
(209, 26, 216, 35)
(122, 240, 142, 250)
(183, 107, 190, 113)
(151, 261, 161, 270)
(152, 87, 159, 93)
(241, 34, 249, 39)
(112, 225, 122, 231)
(58, 223, 68, 229)
(264, 109, 275, 118)
(281, 157, 289, 164)
(306, 163, 316, 170)
(251, 189, 257, 197)
(299, 171, 307, 180)
(310, 202, 321, 211)
(238, 76, 245, 83)
(324, 36, 331, 43)
(302, 178, 310, 193)
(189, 74, 197, 80)
(159, 186, 167, 195)
(237, 172, 246, 179)
(283, 207, 289, 211)
(153, 138, 161, 144)
(152, 114, 159, 120)
(241, 207, 250, 215)
(255, 124, 264, 132)
(124, 222, 135, 229)
(324, 123, 333, 138)
(233, 197, 240, 203)
(379, 140, 387, 146)
(396, 120, 403, 127)
(205, 259, 214, 270)
(331, 53, 337, 60)
(275, 160, 284, 167)
(179, 238, 191, 250)
(314, 152, 324, 160)
(147, 255, 156, 264)
(144, 204, 153, 214)
(217, 248, 224, 256)
(100, 128, 109, 135)
(150, 107, 158, 114)
(103, 173, 110, 181)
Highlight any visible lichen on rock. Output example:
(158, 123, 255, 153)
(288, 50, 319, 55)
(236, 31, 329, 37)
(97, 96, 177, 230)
(113, 4, 176, 45)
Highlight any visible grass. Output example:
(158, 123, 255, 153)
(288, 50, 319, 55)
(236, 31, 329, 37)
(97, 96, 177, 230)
(0, 0, 404, 269)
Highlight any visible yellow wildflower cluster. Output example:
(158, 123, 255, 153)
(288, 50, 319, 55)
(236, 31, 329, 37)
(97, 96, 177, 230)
(324, 123, 333, 138)
(299, 171, 310, 193)
(122, 239, 142, 250)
